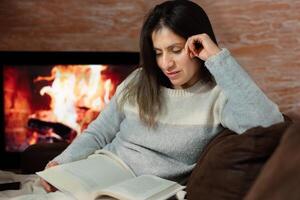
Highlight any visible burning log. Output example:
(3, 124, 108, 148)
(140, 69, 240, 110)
(27, 118, 77, 143)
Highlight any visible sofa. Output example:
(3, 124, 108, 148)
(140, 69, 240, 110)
(20, 116, 299, 199)
(186, 117, 300, 200)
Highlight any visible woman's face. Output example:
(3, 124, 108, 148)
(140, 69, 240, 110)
(152, 27, 201, 89)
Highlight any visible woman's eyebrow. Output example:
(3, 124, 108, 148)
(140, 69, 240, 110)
(154, 42, 185, 51)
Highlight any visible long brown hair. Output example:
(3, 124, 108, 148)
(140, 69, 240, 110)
(120, 0, 218, 127)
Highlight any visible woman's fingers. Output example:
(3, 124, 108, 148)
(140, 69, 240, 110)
(185, 33, 221, 61)
(185, 34, 206, 58)
(184, 39, 193, 57)
(40, 178, 57, 192)
(40, 161, 59, 192)
(46, 161, 59, 168)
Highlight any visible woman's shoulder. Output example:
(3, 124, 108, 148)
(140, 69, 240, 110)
(202, 81, 225, 101)
(116, 67, 141, 93)
(195, 81, 225, 101)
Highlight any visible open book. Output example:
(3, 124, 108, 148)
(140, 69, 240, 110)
(36, 149, 185, 200)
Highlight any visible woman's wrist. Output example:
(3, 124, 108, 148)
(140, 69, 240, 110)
(208, 47, 222, 59)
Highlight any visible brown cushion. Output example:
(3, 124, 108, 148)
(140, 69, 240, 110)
(244, 122, 300, 200)
(186, 121, 291, 200)
(21, 142, 69, 174)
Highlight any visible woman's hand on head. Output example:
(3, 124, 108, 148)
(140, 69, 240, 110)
(40, 161, 59, 193)
(185, 33, 221, 61)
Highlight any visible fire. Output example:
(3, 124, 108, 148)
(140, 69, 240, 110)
(28, 131, 39, 145)
(34, 65, 115, 134)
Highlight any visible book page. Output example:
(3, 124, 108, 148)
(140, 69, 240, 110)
(92, 149, 135, 176)
(37, 151, 135, 199)
(95, 175, 185, 200)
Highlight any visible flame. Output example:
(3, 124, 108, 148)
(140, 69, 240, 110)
(35, 65, 115, 133)
(28, 131, 39, 145)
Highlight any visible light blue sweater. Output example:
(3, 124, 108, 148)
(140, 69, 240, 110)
(53, 49, 283, 183)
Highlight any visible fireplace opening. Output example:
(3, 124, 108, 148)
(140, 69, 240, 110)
(0, 51, 139, 169)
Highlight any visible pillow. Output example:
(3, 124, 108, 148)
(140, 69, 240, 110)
(186, 121, 291, 200)
(21, 142, 69, 174)
(244, 122, 300, 200)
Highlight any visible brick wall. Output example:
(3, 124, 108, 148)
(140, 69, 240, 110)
(0, 0, 299, 120)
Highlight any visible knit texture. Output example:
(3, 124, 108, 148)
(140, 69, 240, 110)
(53, 49, 283, 183)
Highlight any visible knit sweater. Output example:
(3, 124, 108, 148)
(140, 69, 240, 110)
(53, 48, 283, 183)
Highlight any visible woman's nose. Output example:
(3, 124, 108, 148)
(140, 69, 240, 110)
(162, 55, 174, 69)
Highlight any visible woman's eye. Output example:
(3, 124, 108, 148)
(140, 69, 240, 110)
(173, 49, 182, 54)
(155, 52, 162, 56)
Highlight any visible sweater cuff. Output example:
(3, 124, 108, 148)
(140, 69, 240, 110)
(204, 48, 231, 72)
(52, 154, 70, 165)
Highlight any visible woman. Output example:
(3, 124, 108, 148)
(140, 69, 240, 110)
(40, 0, 283, 194)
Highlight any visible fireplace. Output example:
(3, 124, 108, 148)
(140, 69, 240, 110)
(0, 51, 139, 169)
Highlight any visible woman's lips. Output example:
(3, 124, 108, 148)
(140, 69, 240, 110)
(166, 71, 180, 79)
